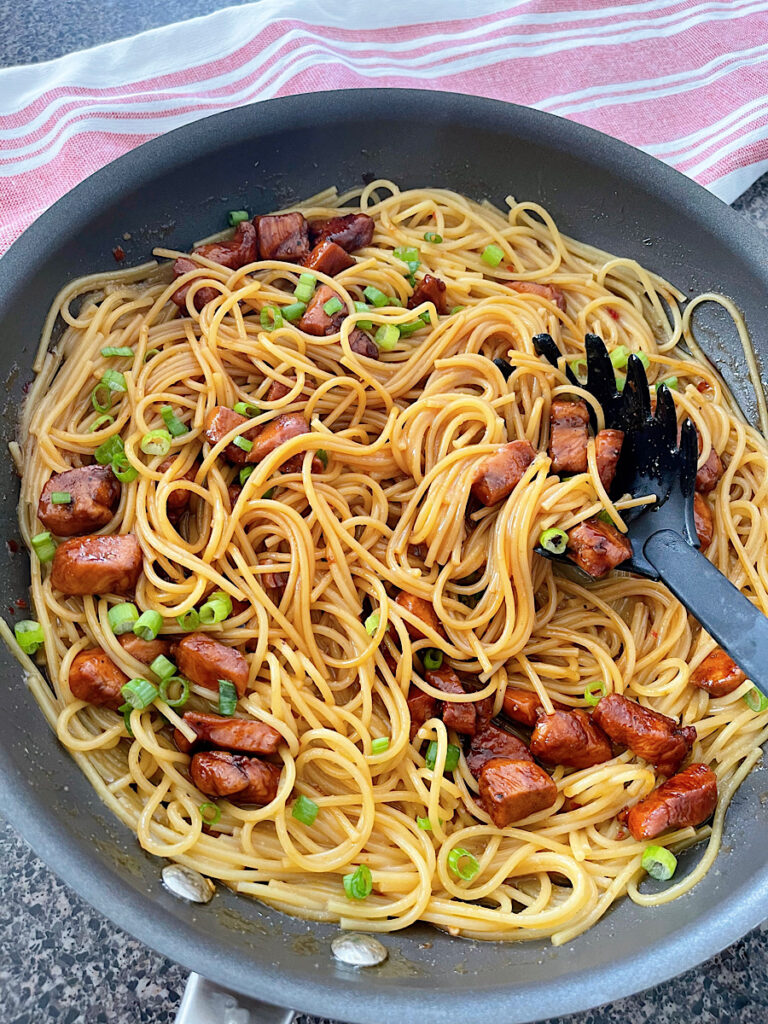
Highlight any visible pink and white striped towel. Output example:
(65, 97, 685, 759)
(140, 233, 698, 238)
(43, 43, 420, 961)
(2, 0, 768, 256)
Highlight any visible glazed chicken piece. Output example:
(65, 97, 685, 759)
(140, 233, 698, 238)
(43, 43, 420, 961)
(508, 281, 566, 312)
(694, 493, 714, 550)
(308, 213, 374, 252)
(394, 592, 445, 641)
(407, 274, 447, 315)
(567, 517, 633, 578)
(595, 429, 624, 490)
(173, 633, 249, 697)
(549, 398, 589, 475)
(50, 534, 142, 595)
(254, 212, 309, 262)
(298, 284, 346, 336)
(530, 709, 612, 769)
(466, 723, 533, 778)
(174, 711, 282, 755)
(68, 649, 128, 709)
(478, 757, 558, 827)
(407, 686, 438, 740)
(592, 693, 696, 777)
(37, 465, 120, 537)
(425, 665, 476, 736)
(172, 221, 258, 309)
(690, 648, 746, 697)
(626, 763, 717, 841)
(470, 440, 536, 506)
(300, 239, 354, 276)
(190, 750, 281, 805)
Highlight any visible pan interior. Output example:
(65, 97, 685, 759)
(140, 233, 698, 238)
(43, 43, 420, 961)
(1, 90, 767, 1024)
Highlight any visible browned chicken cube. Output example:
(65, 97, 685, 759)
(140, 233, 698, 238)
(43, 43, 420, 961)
(567, 517, 632, 578)
(479, 757, 558, 827)
(471, 440, 536, 506)
(690, 648, 746, 697)
(549, 398, 589, 474)
(51, 534, 142, 595)
(38, 465, 120, 537)
(626, 763, 717, 841)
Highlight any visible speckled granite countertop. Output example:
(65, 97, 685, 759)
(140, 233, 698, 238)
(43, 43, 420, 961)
(3, 5, 768, 1022)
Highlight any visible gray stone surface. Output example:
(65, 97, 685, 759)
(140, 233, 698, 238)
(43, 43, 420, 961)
(3, 3, 768, 1022)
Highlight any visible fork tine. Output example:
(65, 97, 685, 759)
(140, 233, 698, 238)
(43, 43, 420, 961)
(585, 333, 617, 406)
(622, 353, 651, 430)
(532, 333, 579, 386)
(654, 382, 678, 451)
(678, 417, 700, 546)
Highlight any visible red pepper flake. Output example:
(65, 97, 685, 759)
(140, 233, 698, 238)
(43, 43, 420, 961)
(607, 307, 619, 320)
(697, 381, 712, 393)
(6, 540, 19, 554)
(616, 827, 629, 840)
(7, 606, 14, 615)
(506, 265, 516, 272)
(22, 381, 32, 395)
(113, 245, 126, 262)
(16, 598, 27, 608)
(650, 630, 658, 640)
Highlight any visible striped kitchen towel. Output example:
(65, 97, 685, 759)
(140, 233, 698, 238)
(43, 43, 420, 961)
(2, 0, 768, 255)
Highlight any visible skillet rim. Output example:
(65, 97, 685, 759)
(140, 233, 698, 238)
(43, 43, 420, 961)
(2, 88, 768, 1024)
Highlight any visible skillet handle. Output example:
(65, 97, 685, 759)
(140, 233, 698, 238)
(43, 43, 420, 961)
(176, 973, 296, 1024)
(644, 529, 768, 696)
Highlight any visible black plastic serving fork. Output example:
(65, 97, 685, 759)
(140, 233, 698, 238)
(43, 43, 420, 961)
(533, 332, 768, 695)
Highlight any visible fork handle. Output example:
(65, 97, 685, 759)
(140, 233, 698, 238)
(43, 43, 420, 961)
(644, 529, 768, 697)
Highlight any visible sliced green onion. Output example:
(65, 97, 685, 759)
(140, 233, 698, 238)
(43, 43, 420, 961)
(371, 737, 390, 754)
(228, 210, 249, 226)
(281, 301, 306, 322)
(120, 677, 158, 710)
(111, 453, 138, 483)
(200, 590, 232, 625)
(140, 429, 172, 457)
(150, 654, 177, 681)
(31, 532, 56, 563)
(397, 320, 424, 338)
(423, 649, 443, 671)
(481, 244, 504, 267)
(425, 741, 461, 772)
(262, 486, 276, 500)
(609, 345, 630, 369)
(294, 273, 316, 304)
(159, 675, 189, 708)
(424, 232, 442, 244)
(316, 449, 328, 469)
(659, 376, 679, 391)
(119, 702, 134, 737)
(394, 246, 419, 265)
(417, 816, 433, 831)
(615, 374, 627, 393)
(419, 310, 432, 324)
(218, 679, 238, 716)
(637, 352, 650, 370)
(539, 527, 568, 555)
(160, 405, 188, 437)
(102, 369, 127, 393)
(389, 296, 404, 307)
(744, 688, 768, 712)
(199, 802, 221, 824)
(91, 382, 112, 414)
(374, 325, 399, 351)
(569, 358, 587, 379)
(641, 844, 677, 881)
(448, 846, 479, 880)
(292, 794, 319, 825)
(239, 466, 254, 485)
(176, 609, 200, 632)
(584, 680, 608, 706)
(353, 301, 374, 330)
(90, 414, 114, 432)
(233, 401, 261, 418)
(14, 620, 44, 654)
(363, 285, 389, 308)
(133, 609, 163, 642)
(101, 346, 134, 358)
(94, 434, 124, 465)
(450, 306, 466, 316)
(144, 349, 160, 362)
(108, 602, 139, 635)
(94, 432, 123, 464)
(343, 864, 372, 901)
(232, 435, 253, 453)
(364, 611, 380, 635)
(50, 491, 72, 505)
(596, 509, 613, 525)
(323, 296, 343, 316)
(260, 305, 284, 331)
